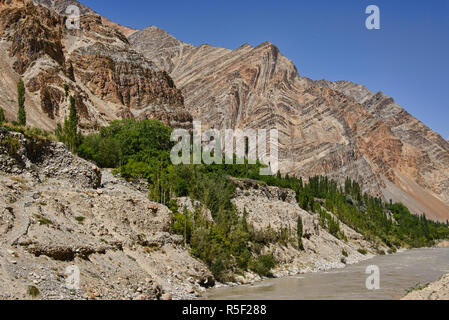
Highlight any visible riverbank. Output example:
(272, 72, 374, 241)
(402, 273, 449, 300)
(202, 247, 449, 300)
(206, 178, 390, 290)
(204, 240, 449, 297)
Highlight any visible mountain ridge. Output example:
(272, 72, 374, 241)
(1, 0, 448, 221)
(129, 26, 449, 221)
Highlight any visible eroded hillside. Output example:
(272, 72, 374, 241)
(0, 0, 190, 132)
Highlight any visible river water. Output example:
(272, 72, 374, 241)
(203, 247, 449, 300)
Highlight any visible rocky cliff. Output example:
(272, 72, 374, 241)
(129, 26, 449, 221)
(0, 0, 191, 131)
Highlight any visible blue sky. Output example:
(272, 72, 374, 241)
(80, 0, 449, 140)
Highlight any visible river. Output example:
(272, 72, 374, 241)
(203, 247, 449, 300)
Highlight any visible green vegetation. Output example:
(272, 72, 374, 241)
(34, 214, 53, 226)
(56, 96, 81, 153)
(342, 249, 348, 257)
(0, 135, 20, 156)
(249, 254, 276, 277)
(405, 282, 429, 295)
(75, 216, 85, 224)
(27, 285, 40, 298)
(0, 122, 54, 140)
(237, 174, 449, 248)
(0, 107, 5, 124)
(56, 118, 449, 281)
(17, 78, 26, 126)
(297, 216, 304, 250)
(64, 83, 69, 98)
(358, 248, 368, 255)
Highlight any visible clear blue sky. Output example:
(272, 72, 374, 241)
(80, 0, 449, 140)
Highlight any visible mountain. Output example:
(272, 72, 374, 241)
(33, 0, 138, 36)
(1, 1, 449, 300)
(0, 0, 190, 131)
(129, 26, 449, 221)
(0, 0, 447, 221)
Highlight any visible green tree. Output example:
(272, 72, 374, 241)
(297, 216, 304, 250)
(66, 96, 80, 152)
(0, 107, 5, 124)
(57, 96, 81, 152)
(64, 83, 69, 98)
(17, 78, 26, 126)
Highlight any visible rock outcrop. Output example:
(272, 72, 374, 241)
(0, 128, 101, 188)
(0, 0, 191, 131)
(129, 26, 449, 221)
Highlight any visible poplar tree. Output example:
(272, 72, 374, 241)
(62, 96, 80, 152)
(17, 78, 26, 126)
(297, 216, 304, 250)
(0, 107, 5, 124)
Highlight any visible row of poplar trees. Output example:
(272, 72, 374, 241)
(2, 78, 80, 154)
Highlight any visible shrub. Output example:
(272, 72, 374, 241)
(210, 258, 226, 280)
(249, 254, 276, 277)
(0, 136, 20, 156)
(75, 216, 85, 224)
(34, 214, 53, 226)
(27, 285, 40, 297)
(405, 283, 429, 295)
(358, 248, 368, 255)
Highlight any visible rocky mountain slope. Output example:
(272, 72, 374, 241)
(129, 26, 449, 222)
(0, 127, 379, 299)
(0, 128, 214, 300)
(0, 0, 190, 132)
(33, 0, 138, 36)
(0, 0, 447, 222)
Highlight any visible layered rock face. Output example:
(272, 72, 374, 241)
(129, 27, 449, 221)
(0, 0, 190, 131)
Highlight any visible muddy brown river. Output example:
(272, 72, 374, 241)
(203, 247, 449, 300)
